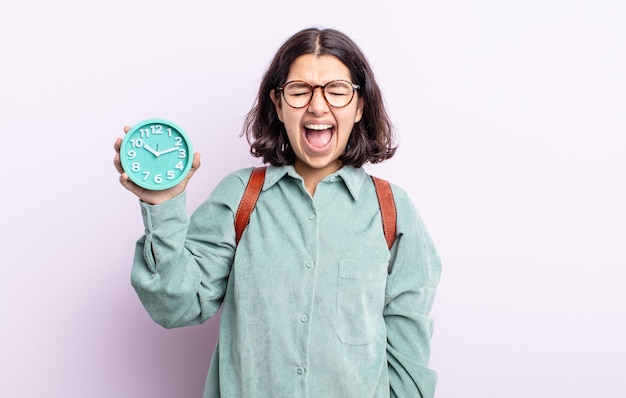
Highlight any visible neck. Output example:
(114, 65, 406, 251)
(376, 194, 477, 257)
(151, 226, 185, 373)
(294, 160, 342, 196)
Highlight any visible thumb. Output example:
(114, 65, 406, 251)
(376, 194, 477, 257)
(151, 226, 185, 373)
(184, 152, 202, 181)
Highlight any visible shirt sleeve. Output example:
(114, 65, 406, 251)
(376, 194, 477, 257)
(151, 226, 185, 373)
(130, 170, 249, 329)
(383, 186, 442, 398)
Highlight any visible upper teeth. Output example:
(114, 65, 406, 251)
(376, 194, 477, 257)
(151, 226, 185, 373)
(305, 124, 333, 130)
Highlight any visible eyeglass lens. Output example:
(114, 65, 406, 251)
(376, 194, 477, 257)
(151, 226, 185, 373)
(282, 80, 356, 108)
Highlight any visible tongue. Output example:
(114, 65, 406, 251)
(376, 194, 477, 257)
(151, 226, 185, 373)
(306, 129, 332, 148)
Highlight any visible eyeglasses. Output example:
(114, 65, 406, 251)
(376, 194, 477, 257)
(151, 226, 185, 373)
(276, 79, 360, 109)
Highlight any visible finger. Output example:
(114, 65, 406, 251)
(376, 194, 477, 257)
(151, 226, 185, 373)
(123, 125, 131, 134)
(119, 172, 133, 191)
(113, 137, 122, 152)
(184, 153, 202, 181)
(113, 152, 124, 174)
(119, 172, 143, 197)
(191, 152, 201, 171)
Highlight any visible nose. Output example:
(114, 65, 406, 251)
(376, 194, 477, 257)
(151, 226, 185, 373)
(307, 87, 329, 115)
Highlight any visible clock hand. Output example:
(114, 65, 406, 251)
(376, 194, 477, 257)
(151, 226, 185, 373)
(156, 146, 180, 156)
(143, 144, 159, 156)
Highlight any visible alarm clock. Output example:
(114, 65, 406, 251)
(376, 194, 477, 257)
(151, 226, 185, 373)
(120, 118, 193, 190)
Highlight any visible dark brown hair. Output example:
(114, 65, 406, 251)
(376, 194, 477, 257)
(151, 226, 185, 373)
(243, 27, 396, 168)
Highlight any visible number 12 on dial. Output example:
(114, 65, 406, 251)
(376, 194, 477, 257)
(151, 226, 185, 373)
(120, 118, 194, 190)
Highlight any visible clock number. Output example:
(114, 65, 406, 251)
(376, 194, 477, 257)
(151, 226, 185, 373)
(174, 161, 184, 170)
(151, 124, 163, 135)
(127, 150, 137, 160)
(131, 162, 141, 172)
(167, 128, 173, 137)
(174, 137, 182, 146)
(167, 171, 175, 180)
(178, 149, 187, 158)
(130, 139, 143, 148)
(139, 128, 150, 138)
(154, 174, 163, 183)
(142, 171, 150, 180)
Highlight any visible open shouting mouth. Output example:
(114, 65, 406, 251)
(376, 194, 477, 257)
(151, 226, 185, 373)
(304, 123, 335, 154)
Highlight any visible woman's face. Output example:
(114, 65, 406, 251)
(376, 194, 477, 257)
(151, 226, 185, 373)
(271, 54, 364, 179)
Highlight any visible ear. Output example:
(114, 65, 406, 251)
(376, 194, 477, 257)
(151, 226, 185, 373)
(354, 97, 364, 123)
(270, 89, 284, 122)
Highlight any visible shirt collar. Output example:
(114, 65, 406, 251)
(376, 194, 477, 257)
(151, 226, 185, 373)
(263, 164, 367, 200)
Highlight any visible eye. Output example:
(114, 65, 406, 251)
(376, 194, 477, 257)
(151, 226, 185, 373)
(284, 82, 312, 97)
(325, 82, 352, 97)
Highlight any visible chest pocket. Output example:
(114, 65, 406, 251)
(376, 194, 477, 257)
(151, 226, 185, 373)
(335, 260, 388, 346)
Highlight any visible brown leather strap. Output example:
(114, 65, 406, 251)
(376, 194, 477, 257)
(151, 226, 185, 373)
(235, 167, 266, 245)
(371, 176, 397, 249)
(234, 168, 396, 250)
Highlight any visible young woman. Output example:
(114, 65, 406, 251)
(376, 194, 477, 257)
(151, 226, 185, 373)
(114, 27, 441, 398)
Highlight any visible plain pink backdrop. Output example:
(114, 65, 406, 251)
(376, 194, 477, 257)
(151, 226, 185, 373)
(2, 1, 625, 397)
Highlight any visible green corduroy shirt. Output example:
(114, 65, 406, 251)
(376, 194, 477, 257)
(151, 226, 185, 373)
(131, 164, 441, 397)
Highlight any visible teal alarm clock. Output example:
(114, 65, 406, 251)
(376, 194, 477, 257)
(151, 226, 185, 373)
(120, 118, 193, 190)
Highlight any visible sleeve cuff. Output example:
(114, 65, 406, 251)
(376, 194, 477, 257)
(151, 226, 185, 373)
(139, 191, 189, 237)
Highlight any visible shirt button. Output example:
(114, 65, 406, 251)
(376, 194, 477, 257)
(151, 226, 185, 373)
(300, 315, 308, 323)
(296, 367, 306, 375)
(308, 213, 316, 220)
(305, 262, 314, 269)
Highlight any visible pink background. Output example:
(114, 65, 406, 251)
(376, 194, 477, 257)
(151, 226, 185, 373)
(2, 1, 625, 397)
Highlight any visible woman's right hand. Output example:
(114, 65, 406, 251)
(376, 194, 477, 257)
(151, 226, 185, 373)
(113, 125, 202, 205)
